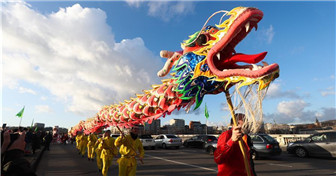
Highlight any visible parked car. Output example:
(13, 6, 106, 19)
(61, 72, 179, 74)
(139, 134, 156, 150)
(204, 139, 217, 155)
(183, 135, 217, 148)
(250, 133, 282, 159)
(287, 131, 336, 158)
(154, 134, 182, 149)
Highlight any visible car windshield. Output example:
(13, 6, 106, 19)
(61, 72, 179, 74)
(140, 135, 152, 139)
(166, 135, 177, 138)
(262, 135, 277, 143)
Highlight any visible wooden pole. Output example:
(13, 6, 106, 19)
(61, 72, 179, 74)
(225, 90, 252, 176)
(116, 126, 144, 164)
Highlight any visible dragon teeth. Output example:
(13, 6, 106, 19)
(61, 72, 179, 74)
(254, 23, 258, 31)
(252, 64, 259, 71)
(245, 22, 250, 32)
(217, 53, 221, 60)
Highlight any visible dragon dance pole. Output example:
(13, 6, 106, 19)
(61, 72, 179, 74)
(224, 90, 252, 176)
(116, 126, 144, 164)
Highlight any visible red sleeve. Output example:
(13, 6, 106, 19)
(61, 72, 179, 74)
(214, 130, 236, 164)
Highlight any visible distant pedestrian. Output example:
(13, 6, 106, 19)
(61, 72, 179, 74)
(44, 131, 53, 151)
(31, 131, 41, 154)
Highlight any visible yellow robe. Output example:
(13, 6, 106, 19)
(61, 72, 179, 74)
(101, 136, 118, 176)
(87, 134, 97, 159)
(79, 135, 88, 156)
(95, 138, 103, 170)
(115, 135, 144, 176)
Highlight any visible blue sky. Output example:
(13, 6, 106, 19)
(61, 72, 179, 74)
(2, 1, 335, 129)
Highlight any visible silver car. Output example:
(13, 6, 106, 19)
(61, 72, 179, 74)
(287, 131, 336, 158)
(139, 134, 156, 150)
(155, 134, 182, 149)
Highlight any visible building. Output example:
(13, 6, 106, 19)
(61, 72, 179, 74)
(34, 123, 45, 129)
(144, 119, 161, 134)
(169, 119, 185, 133)
(189, 121, 203, 134)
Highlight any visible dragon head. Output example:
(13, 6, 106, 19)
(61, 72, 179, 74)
(158, 7, 279, 109)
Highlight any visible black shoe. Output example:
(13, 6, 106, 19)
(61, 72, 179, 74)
(98, 169, 101, 172)
(82, 155, 84, 158)
(88, 158, 90, 161)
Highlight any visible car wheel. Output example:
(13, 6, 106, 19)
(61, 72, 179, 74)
(251, 150, 258, 160)
(151, 146, 156, 150)
(175, 146, 180, 149)
(295, 147, 308, 158)
(162, 143, 167, 149)
(207, 146, 214, 155)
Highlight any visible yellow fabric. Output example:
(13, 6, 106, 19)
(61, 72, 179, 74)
(118, 157, 137, 176)
(79, 135, 88, 156)
(115, 135, 144, 176)
(75, 134, 82, 150)
(87, 134, 97, 159)
(95, 138, 103, 170)
(101, 136, 118, 176)
(102, 155, 113, 176)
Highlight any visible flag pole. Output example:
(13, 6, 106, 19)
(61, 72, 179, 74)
(19, 117, 23, 127)
(206, 118, 208, 135)
(224, 90, 251, 176)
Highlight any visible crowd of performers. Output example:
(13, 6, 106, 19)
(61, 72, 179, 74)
(74, 127, 144, 176)
(73, 113, 256, 176)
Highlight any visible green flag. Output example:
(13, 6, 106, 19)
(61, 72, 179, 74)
(34, 126, 38, 132)
(205, 103, 209, 119)
(16, 106, 25, 118)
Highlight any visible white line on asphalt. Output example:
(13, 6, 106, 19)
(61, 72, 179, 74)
(268, 163, 293, 168)
(146, 154, 217, 172)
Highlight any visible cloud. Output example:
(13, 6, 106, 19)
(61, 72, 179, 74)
(125, 0, 145, 8)
(265, 82, 301, 99)
(125, 1, 195, 22)
(264, 100, 335, 124)
(277, 100, 308, 116)
(18, 87, 36, 95)
(2, 2, 163, 116)
(321, 86, 335, 96)
(147, 1, 195, 22)
(35, 105, 53, 113)
(260, 25, 274, 44)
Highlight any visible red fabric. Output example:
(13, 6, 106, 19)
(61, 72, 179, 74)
(214, 129, 254, 176)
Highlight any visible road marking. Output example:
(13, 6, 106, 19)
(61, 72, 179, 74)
(268, 163, 293, 168)
(146, 154, 217, 172)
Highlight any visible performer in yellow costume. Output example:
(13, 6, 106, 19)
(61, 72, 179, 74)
(94, 134, 103, 172)
(79, 134, 88, 157)
(115, 127, 144, 176)
(87, 133, 97, 161)
(101, 130, 118, 176)
(75, 131, 83, 154)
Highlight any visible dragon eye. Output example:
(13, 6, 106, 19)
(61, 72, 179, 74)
(196, 34, 207, 46)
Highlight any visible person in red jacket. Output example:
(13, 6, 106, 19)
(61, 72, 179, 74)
(214, 113, 256, 176)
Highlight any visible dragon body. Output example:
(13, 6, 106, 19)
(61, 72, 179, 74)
(70, 7, 279, 135)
